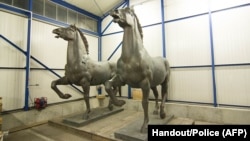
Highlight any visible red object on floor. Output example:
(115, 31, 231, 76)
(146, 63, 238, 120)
(34, 97, 47, 110)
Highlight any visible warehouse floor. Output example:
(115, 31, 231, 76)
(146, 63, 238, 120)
(3, 123, 91, 141)
(3, 109, 217, 141)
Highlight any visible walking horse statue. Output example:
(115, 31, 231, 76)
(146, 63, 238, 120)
(105, 7, 171, 133)
(51, 25, 121, 119)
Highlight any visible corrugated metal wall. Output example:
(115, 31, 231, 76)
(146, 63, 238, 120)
(0, 11, 27, 110)
(212, 6, 250, 106)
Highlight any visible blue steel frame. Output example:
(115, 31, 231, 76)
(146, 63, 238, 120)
(24, 0, 32, 111)
(208, 7, 217, 107)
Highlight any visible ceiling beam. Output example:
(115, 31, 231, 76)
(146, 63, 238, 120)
(101, 0, 127, 19)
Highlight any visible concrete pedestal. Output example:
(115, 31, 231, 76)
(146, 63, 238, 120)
(114, 115, 173, 141)
(63, 107, 124, 127)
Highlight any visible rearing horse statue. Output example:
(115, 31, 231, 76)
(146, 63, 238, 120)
(51, 25, 120, 119)
(105, 7, 171, 133)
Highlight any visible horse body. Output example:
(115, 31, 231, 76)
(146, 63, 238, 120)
(51, 25, 119, 118)
(65, 59, 116, 86)
(106, 7, 170, 133)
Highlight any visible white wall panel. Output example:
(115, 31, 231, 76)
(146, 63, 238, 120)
(165, 0, 209, 21)
(0, 11, 27, 67)
(216, 66, 250, 106)
(0, 12, 27, 51)
(0, 69, 25, 111)
(210, 0, 250, 11)
(31, 21, 67, 68)
(212, 7, 250, 64)
(132, 0, 162, 26)
(143, 25, 163, 57)
(0, 12, 28, 111)
(0, 40, 26, 67)
(169, 68, 213, 103)
(101, 33, 123, 62)
(166, 15, 211, 67)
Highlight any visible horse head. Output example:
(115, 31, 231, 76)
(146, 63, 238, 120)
(110, 7, 143, 39)
(52, 25, 89, 54)
(53, 25, 78, 41)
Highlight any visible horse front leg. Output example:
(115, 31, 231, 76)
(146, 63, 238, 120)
(141, 88, 150, 133)
(160, 80, 168, 119)
(141, 81, 150, 133)
(105, 75, 125, 107)
(107, 86, 120, 111)
(51, 76, 72, 99)
(151, 87, 159, 115)
(82, 85, 91, 120)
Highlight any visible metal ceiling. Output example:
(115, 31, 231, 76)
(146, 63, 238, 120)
(63, 0, 126, 18)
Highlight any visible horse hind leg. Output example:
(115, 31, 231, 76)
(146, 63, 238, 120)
(51, 76, 72, 99)
(82, 85, 91, 120)
(151, 87, 159, 115)
(107, 86, 118, 111)
(105, 75, 126, 107)
(160, 77, 169, 119)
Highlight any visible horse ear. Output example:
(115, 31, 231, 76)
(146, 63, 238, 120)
(129, 6, 135, 13)
(71, 24, 77, 30)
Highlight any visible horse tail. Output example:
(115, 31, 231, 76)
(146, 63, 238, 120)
(118, 86, 122, 97)
(164, 59, 171, 84)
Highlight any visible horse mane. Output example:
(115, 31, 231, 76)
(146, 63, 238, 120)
(131, 9, 143, 40)
(72, 25, 89, 54)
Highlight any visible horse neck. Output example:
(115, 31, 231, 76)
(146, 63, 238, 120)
(122, 22, 144, 60)
(67, 32, 88, 65)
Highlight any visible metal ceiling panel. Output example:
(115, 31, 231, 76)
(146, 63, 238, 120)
(64, 0, 125, 17)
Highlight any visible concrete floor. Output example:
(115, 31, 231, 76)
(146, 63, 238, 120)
(2, 108, 218, 141)
(3, 124, 91, 141)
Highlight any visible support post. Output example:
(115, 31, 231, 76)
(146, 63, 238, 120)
(24, 0, 32, 111)
(98, 19, 102, 61)
(208, 7, 218, 107)
(161, 0, 166, 57)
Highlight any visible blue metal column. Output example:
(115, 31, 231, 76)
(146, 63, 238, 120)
(127, 0, 131, 99)
(161, 0, 166, 57)
(98, 19, 102, 95)
(24, 0, 32, 111)
(98, 19, 102, 61)
(208, 8, 218, 107)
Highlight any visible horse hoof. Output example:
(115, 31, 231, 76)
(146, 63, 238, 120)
(118, 100, 126, 106)
(63, 94, 72, 99)
(140, 126, 147, 133)
(108, 105, 113, 111)
(112, 100, 125, 107)
(160, 112, 166, 119)
(153, 110, 158, 115)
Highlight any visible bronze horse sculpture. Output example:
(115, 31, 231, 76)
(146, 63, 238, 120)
(51, 25, 120, 119)
(105, 7, 171, 133)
